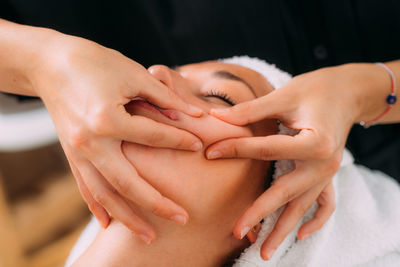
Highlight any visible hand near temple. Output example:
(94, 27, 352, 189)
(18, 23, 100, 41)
(206, 61, 400, 260)
(0, 19, 204, 244)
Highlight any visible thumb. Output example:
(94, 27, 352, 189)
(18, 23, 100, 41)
(209, 86, 293, 125)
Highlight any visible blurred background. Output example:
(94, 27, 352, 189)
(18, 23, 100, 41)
(0, 94, 91, 267)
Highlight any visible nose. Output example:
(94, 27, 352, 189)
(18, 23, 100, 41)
(148, 65, 209, 113)
(148, 65, 176, 90)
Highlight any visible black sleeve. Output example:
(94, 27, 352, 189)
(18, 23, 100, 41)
(0, 0, 23, 23)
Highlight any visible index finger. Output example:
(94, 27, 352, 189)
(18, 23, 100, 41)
(233, 166, 325, 239)
(116, 111, 203, 151)
(209, 88, 292, 125)
(140, 78, 203, 118)
(89, 145, 190, 225)
(206, 130, 314, 161)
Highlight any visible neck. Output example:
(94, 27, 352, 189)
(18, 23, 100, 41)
(75, 215, 249, 267)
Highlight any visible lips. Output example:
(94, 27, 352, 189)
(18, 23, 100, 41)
(126, 99, 179, 120)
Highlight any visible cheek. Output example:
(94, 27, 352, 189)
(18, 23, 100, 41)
(209, 160, 269, 207)
(184, 159, 252, 214)
(121, 141, 245, 200)
(121, 142, 267, 217)
(189, 159, 270, 224)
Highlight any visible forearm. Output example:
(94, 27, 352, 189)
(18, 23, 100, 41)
(0, 19, 57, 96)
(347, 60, 400, 125)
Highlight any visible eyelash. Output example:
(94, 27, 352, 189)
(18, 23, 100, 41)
(204, 89, 236, 106)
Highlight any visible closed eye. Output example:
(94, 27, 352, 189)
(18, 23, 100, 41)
(204, 90, 236, 106)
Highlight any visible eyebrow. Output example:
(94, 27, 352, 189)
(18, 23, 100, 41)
(212, 70, 256, 97)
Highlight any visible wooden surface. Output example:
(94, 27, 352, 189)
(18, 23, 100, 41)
(0, 175, 26, 267)
(0, 143, 91, 267)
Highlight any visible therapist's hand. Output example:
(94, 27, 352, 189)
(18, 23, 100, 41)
(205, 63, 389, 259)
(30, 33, 203, 244)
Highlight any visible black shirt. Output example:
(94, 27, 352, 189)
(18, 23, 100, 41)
(2, 0, 400, 181)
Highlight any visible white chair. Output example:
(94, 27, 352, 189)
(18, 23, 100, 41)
(0, 93, 58, 152)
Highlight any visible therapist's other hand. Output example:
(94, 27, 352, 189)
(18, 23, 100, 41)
(205, 64, 377, 259)
(31, 33, 203, 243)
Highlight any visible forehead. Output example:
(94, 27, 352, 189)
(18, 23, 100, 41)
(178, 61, 274, 97)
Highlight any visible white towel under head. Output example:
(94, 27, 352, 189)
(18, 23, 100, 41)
(65, 56, 400, 267)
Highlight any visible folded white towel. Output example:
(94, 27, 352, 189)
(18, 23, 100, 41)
(66, 56, 400, 267)
(235, 149, 400, 267)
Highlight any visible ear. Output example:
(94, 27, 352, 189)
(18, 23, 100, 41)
(246, 223, 261, 244)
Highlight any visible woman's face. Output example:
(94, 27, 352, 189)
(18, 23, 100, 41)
(123, 61, 277, 225)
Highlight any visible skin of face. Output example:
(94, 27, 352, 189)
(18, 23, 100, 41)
(73, 61, 277, 267)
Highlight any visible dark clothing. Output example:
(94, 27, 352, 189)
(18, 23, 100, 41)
(1, 0, 400, 181)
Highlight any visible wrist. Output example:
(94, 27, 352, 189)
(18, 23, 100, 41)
(23, 27, 68, 97)
(338, 63, 391, 124)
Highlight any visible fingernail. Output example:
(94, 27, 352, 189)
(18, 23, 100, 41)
(265, 249, 275, 260)
(207, 150, 222, 160)
(240, 226, 251, 239)
(170, 214, 187, 225)
(300, 233, 309, 240)
(99, 220, 109, 229)
(190, 141, 203, 151)
(139, 234, 153, 245)
(210, 108, 229, 115)
(189, 104, 203, 116)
